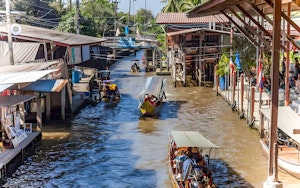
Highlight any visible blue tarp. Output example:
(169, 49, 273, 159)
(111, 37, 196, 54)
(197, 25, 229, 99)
(235, 52, 241, 70)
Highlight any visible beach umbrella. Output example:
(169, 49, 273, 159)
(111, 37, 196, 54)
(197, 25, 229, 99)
(235, 52, 241, 70)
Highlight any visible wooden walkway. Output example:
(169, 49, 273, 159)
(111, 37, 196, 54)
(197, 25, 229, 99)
(0, 132, 41, 178)
(216, 77, 299, 130)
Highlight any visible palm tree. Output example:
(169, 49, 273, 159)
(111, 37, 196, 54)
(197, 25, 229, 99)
(162, 0, 202, 13)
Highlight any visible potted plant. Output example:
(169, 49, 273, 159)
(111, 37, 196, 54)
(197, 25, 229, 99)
(217, 53, 230, 90)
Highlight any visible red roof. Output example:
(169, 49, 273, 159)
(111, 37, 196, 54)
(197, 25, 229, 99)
(156, 13, 229, 24)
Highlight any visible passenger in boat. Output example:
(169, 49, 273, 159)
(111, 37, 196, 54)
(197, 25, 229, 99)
(105, 84, 111, 98)
(174, 150, 186, 178)
(192, 157, 209, 188)
(149, 95, 159, 106)
(191, 147, 202, 162)
(144, 94, 149, 101)
(181, 151, 194, 186)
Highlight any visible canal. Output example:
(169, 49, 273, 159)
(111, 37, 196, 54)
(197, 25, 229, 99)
(4, 50, 300, 188)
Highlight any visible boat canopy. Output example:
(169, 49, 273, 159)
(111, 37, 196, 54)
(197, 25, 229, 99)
(260, 106, 300, 145)
(170, 131, 219, 149)
(137, 76, 165, 98)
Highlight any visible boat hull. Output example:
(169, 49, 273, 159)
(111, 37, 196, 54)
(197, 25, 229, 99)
(260, 140, 300, 179)
(139, 100, 163, 116)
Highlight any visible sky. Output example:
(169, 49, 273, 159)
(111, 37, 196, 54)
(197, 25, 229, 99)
(117, 0, 166, 16)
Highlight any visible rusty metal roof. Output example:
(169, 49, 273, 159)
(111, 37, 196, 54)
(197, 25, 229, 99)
(0, 23, 106, 47)
(187, 0, 300, 18)
(156, 13, 229, 24)
(0, 95, 36, 107)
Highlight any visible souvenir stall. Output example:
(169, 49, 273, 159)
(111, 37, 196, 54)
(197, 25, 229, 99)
(0, 95, 35, 152)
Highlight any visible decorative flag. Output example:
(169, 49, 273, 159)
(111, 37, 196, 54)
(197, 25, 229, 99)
(230, 57, 235, 74)
(124, 25, 129, 36)
(235, 52, 241, 70)
(257, 58, 265, 92)
(116, 28, 120, 37)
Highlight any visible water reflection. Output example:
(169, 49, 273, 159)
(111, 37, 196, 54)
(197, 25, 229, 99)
(4, 50, 300, 188)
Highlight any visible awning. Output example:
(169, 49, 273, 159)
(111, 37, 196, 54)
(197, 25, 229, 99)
(20, 79, 68, 93)
(0, 84, 13, 93)
(0, 41, 40, 66)
(0, 60, 60, 73)
(170, 131, 219, 148)
(0, 70, 57, 84)
(0, 95, 36, 107)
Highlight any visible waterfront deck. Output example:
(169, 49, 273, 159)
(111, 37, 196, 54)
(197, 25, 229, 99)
(0, 132, 41, 177)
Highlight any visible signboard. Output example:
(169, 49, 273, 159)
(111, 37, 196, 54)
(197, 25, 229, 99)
(69, 46, 82, 64)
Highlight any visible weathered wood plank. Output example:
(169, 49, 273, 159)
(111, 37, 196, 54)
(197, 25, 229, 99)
(0, 132, 41, 166)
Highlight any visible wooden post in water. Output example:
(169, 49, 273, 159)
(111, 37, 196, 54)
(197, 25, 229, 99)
(250, 86, 255, 123)
(232, 71, 237, 107)
(241, 74, 244, 114)
(46, 93, 51, 121)
(214, 65, 219, 95)
(36, 97, 42, 132)
(264, 0, 281, 186)
(61, 86, 66, 121)
(259, 109, 264, 138)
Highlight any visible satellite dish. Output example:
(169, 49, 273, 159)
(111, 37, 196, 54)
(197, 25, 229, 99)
(11, 23, 22, 35)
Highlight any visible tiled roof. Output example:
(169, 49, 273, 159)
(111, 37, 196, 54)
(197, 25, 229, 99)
(156, 13, 229, 24)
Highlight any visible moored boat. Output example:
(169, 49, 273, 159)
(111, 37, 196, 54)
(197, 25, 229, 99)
(168, 131, 218, 188)
(136, 76, 166, 117)
(100, 79, 121, 103)
(260, 107, 300, 179)
(130, 60, 141, 72)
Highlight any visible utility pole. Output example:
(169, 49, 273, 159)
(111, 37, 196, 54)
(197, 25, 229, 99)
(75, 0, 80, 34)
(6, 0, 14, 65)
(128, 0, 131, 26)
(113, 0, 119, 34)
(144, 0, 146, 25)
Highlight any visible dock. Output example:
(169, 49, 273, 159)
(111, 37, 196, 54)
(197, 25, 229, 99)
(0, 132, 41, 179)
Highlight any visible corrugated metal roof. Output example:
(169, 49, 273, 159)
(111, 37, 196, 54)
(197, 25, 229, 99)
(156, 13, 229, 24)
(0, 60, 60, 73)
(170, 131, 218, 148)
(21, 79, 68, 93)
(0, 95, 36, 107)
(0, 23, 106, 47)
(0, 70, 57, 84)
(167, 28, 231, 36)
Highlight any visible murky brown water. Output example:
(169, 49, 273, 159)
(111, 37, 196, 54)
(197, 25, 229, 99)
(4, 50, 300, 188)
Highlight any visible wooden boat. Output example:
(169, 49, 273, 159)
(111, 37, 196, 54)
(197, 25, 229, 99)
(168, 131, 218, 188)
(99, 79, 121, 103)
(260, 107, 300, 179)
(136, 76, 166, 117)
(130, 60, 141, 72)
